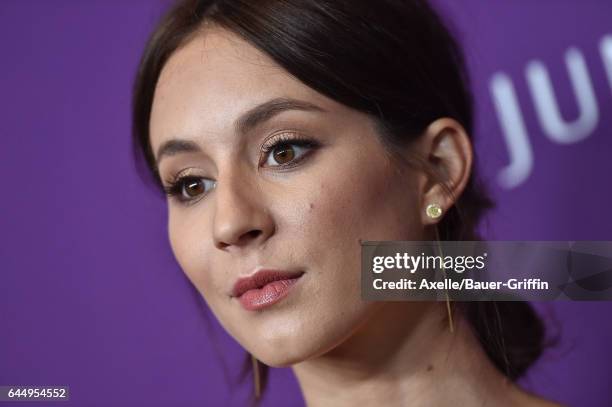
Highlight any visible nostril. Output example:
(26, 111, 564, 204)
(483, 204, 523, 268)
(245, 230, 262, 239)
(216, 229, 264, 250)
(218, 242, 229, 249)
(239, 229, 263, 244)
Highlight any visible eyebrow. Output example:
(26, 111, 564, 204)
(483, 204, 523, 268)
(155, 97, 325, 164)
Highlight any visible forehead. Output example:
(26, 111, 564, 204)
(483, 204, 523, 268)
(149, 26, 333, 152)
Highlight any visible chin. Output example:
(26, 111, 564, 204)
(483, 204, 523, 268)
(238, 324, 331, 367)
(257, 352, 306, 368)
(243, 314, 358, 367)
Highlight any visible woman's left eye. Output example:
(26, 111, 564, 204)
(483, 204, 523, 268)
(262, 139, 316, 168)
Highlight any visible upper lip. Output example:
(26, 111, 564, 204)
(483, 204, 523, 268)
(231, 269, 304, 298)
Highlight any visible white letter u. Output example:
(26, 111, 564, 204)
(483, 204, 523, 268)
(526, 47, 598, 144)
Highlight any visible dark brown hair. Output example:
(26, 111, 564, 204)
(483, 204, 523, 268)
(132, 0, 546, 403)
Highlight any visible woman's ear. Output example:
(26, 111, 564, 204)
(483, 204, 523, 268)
(415, 118, 473, 225)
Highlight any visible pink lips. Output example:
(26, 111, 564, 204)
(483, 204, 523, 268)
(232, 269, 304, 311)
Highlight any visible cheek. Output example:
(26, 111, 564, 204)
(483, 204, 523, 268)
(277, 160, 422, 354)
(305, 159, 422, 246)
(167, 211, 218, 297)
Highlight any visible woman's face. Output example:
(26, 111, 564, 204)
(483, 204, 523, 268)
(149, 27, 427, 366)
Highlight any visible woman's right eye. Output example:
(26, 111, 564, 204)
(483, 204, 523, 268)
(163, 176, 216, 204)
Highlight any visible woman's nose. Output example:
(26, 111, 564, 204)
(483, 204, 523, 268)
(211, 173, 275, 251)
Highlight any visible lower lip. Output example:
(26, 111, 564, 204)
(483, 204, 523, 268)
(237, 275, 303, 311)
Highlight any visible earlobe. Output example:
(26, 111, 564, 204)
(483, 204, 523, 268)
(418, 118, 473, 225)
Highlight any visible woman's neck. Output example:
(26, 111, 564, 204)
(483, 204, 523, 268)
(291, 302, 543, 407)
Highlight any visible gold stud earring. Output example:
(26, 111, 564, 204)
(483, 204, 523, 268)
(426, 203, 443, 219)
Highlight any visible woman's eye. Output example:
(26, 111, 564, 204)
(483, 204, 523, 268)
(181, 177, 216, 199)
(182, 178, 206, 198)
(264, 143, 310, 167)
(165, 176, 216, 203)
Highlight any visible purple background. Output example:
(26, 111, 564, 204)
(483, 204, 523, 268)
(1, 1, 611, 406)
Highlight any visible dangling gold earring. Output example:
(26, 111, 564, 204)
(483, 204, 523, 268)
(251, 353, 261, 399)
(432, 222, 454, 334)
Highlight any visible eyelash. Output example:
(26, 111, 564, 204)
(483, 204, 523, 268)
(163, 132, 319, 205)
